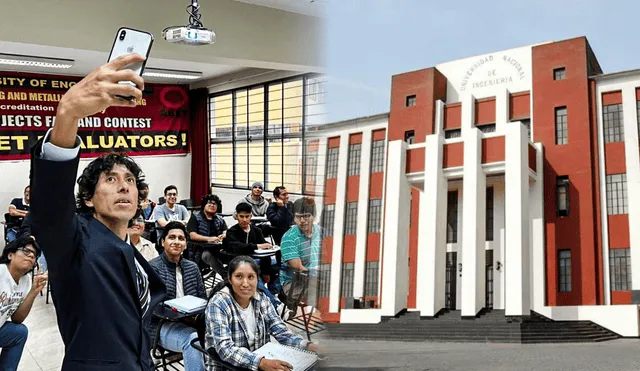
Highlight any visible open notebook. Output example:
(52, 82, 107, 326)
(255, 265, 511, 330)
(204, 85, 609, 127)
(254, 342, 317, 371)
(163, 295, 207, 314)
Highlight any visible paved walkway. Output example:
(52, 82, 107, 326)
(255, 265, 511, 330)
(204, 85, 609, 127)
(317, 338, 640, 371)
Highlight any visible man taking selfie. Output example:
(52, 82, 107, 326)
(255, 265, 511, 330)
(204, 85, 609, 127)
(29, 54, 166, 371)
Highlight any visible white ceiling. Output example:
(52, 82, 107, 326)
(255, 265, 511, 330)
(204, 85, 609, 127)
(0, 0, 325, 85)
(0, 41, 244, 84)
(232, 0, 328, 18)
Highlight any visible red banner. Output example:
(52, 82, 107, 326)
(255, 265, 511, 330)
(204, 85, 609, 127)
(0, 72, 190, 161)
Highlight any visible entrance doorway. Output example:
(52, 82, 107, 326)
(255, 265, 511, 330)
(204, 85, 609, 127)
(485, 249, 494, 309)
(445, 252, 457, 309)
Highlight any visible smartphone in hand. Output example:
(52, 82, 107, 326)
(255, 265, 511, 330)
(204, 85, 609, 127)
(107, 27, 154, 101)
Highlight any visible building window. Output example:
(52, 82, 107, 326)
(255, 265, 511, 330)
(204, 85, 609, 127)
(209, 75, 322, 193)
(486, 187, 494, 241)
(445, 129, 461, 139)
(344, 202, 358, 235)
(321, 204, 335, 236)
(364, 261, 379, 297)
(370, 139, 385, 173)
(637, 100, 640, 137)
(341, 262, 354, 298)
(367, 199, 382, 233)
(603, 103, 624, 143)
(521, 119, 531, 141)
(558, 250, 572, 292)
(556, 176, 569, 217)
(553, 67, 566, 80)
(317, 263, 331, 297)
(325, 147, 339, 179)
(404, 130, 415, 144)
(610, 248, 632, 291)
(555, 106, 568, 145)
(406, 95, 416, 107)
(304, 152, 317, 189)
(347, 143, 361, 176)
(447, 190, 458, 243)
(606, 174, 628, 215)
(478, 124, 496, 133)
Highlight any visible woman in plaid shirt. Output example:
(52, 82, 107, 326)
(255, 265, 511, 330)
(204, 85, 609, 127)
(205, 256, 320, 371)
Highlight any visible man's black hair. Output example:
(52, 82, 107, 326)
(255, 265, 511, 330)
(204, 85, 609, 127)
(293, 197, 316, 217)
(164, 185, 178, 196)
(0, 236, 41, 266)
(273, 186, 286, 198)
(235, 202, 252, 214)
(200, 194, 222, 212)
(159, 221, 188, 244)
(76, 153, 145, 214)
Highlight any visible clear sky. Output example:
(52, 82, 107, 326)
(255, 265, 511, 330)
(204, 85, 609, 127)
(325, 0, 639, 123)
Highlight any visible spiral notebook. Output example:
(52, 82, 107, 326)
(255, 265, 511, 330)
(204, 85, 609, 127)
(253, 341, 317, 371)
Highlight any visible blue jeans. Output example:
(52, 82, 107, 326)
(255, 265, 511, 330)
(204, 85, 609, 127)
(257, 279, 281, 310)
(159, 322, 204, 371)
(0, 322, 28, 370)
(5, 229, 17, 243)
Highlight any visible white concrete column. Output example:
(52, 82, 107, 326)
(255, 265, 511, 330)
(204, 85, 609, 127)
(380, 140, 411, 316)
(621, 87, 640, 294)
(530, 143, 546, 310)
(329, 133, 350, 313)
(504, 123, 531, 317)
(314, 137, 328, 217)
(353, 130, 373, 298)
(460, 93, 476, 133)
(495, 88, 509, 132)
(434, 100, 445, 136)
(493, 180, 506, 310)
(460, 129, 487, 317)
(417, 133, 447, 316)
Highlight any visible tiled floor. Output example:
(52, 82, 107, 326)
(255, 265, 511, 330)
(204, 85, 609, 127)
(17, 286, 326, 370)
(18, 291, 64, 371)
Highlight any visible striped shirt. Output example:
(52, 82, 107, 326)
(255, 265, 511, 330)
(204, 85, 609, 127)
(279, 224, 322, 286)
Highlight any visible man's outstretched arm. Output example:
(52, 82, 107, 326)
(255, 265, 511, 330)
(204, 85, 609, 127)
(30, 54, 146, 268)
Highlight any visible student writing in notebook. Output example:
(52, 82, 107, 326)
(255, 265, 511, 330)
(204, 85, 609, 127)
(205, 256, 320, 371)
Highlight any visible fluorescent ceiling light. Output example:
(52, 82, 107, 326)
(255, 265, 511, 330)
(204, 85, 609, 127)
(0, 53, 74, 69)
(143, 68, 202, 80)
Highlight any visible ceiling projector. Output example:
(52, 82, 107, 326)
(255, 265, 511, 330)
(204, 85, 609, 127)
(163, 0, 216, 46)
(163, 26, 215, 45)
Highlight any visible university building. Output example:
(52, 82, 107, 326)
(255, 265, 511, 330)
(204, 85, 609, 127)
(309, 36, 640, 337)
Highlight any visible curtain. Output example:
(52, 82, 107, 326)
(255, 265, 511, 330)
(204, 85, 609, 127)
(189, 88, 210, 204)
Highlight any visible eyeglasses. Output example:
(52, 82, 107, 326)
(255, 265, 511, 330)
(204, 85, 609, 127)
(17, 246, 38, 258)
(166, 193, 177, 197)
(206, 201, 217, 206)
(133, 218, 145, 224)
(294, 214, 313, 220)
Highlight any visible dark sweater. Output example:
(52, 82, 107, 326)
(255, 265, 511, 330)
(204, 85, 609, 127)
(222, 224, 267, 255)
(266, 202, 294, 245)
(148, 253, 205, 344)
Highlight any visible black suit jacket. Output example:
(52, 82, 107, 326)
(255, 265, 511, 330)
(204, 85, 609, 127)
(29, 139, 166, 371)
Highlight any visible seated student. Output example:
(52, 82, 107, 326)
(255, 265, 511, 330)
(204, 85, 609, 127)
(0, 236, 48, 369)
(205, 255, 319, 371)
(188, 194, 228, 273)
(223, 203, 290, 318)
(280, 197, 323, 311)
(148, 222, 206, 371)
(236, 182, 270, 218)
(139, 182, 156, 221)
(129, 213, 158, 261)
(154, 185, 190, 240)
(266, 186, 294, 245)
(6, 186, 30, 242)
